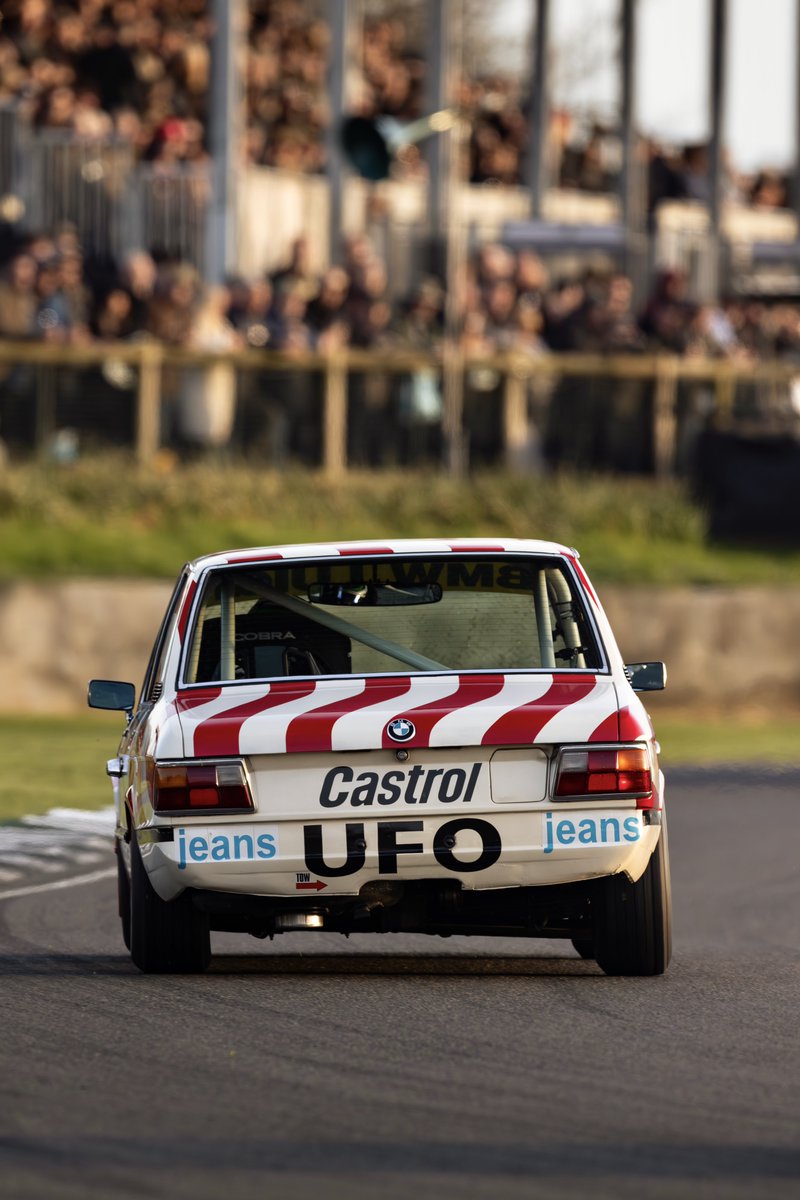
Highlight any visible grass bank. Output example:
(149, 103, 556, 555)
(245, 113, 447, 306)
(0, 713, 795, 822)
(0, 714, 121, 821)
(1, 457, 799, 584)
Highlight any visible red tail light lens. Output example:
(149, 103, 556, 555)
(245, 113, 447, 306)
(554, 746, 653, 804)
(153, 761, 254, 814)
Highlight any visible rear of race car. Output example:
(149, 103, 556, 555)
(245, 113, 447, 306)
(101, 541, 671, 977)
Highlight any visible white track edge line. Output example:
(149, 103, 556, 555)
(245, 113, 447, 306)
(0, 867, 115, 902)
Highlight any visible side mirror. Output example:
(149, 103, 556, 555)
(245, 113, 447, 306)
(626, 662, 667, 692)
(88, 679, 136, 714)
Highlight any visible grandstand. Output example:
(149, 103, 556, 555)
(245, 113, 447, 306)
(0, 0, 799, 485)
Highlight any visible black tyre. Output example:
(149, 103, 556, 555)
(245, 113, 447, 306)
(129, 832, 210, 974)
(116, 842, 131, 951)
(570, 937, 595, 960)
(594, 819, 672, 977)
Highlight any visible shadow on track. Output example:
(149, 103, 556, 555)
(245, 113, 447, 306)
(0, 951, 602, 978)
(207, 953, 603, 977)
(1, 1132, 798, 1182)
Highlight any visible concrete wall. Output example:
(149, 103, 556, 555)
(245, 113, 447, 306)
(599, 585, 800, 710)
(1, 580, 798, 714)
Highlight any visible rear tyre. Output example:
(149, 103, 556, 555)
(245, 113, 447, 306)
(116, 842, 131, 950)
(570, 937, 595, 960)
(594, 819, 672, 977)
(129, 833, 210, 974)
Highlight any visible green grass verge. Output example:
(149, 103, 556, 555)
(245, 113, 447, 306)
(1, 457, 799, 583)
(0, 712, 795, 823)
(0, 714, 122, 822)
(653, 713, 799, 767)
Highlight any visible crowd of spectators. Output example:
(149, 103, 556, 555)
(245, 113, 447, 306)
(0, 0, 212, 165)
(4, 223, 800, 364)
(2, 222, 800, 468)
(1, 2, 797, 470)
(0, 0, 792, 207)
(2, 218, 800, 368)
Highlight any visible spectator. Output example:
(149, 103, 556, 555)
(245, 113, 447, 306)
(515, 250, 549, 306)
(228, 277, 273, 348)
(306, 266, 351, 343)
(271, 235, 315, 297)
(145, 263, 198, 344)
(685, 303, 746, 360)
(483, 279, 519, 348)
(749, 170, 788, 210)
(178, 284, 243, 449)
(266, 276, 318, 464)
(679, 143, 711, 204)
(57, 253, 92, 334)
(0, 252, 38, 337)
(91, 286, 136, 340)
(34, 257, 71, 341)
(639, 269, 694, 352)
(268, 282, 314, 353)
(76, 12, 139, 112)
(393, 278, 443, 462)
(542, 279, 586, 351)
(120, 250, 158, 330)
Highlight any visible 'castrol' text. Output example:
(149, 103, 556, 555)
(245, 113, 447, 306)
(319, 763, 482, 808)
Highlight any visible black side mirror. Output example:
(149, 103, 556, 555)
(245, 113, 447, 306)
(625, 662, 667, 692)
(88, 679, 136, 714)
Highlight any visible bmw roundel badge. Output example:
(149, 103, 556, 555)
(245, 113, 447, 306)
(387, 717, 415, 742)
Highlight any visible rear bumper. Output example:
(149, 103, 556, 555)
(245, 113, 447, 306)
(138, 807, 661, 902)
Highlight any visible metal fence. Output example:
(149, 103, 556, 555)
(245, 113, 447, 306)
(0, 341, 797, 477)
(133, 164, 211, 271)
(4, 106, 800, 298)
(1, 108, 206, 268)
(0, 105, 21, 202)
(25, 133, 136, 260)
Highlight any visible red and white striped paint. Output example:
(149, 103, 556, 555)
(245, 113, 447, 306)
(176, 673, 623, 758)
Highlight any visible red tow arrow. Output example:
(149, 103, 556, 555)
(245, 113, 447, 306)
(295, 880, 327, 892)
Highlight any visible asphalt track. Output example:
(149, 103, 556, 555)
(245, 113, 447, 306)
(0, 768, 798, 1200)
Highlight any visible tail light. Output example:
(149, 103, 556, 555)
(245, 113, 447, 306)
(153, 760, 254, 814)
(554, 745, 653, 806)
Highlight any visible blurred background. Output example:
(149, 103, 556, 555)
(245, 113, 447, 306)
(0, 0, 799, 765)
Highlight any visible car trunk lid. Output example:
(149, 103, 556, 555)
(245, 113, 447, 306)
(175, 672, 620, 757)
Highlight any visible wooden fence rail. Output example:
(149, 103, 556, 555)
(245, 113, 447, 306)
(0, 340, 796, 475)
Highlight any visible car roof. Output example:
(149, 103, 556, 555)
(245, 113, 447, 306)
(189, 538, 579, 573)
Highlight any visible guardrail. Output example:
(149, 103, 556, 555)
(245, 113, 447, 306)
(0, 340, 796, 475)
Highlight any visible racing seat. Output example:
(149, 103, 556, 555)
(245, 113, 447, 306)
(194, 601, 351, 682)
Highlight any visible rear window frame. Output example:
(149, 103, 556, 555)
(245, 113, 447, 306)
(176, 553, 610, 689)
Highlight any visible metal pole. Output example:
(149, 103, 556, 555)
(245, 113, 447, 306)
(502, 366, 529, 471)
(708, 0, 728, 301)
(619, 0, 645, 300)
(441, 4, 467, 475)
(425, 0, 449, 261)
(323, 354, 348, 476)
(794, 0, 800, 234)
(34, 365, 56, 457)
(136, 342, 163, 463)
(528, 0, 550, 219)
(205, 0, 244, 283)
(326, 0, 349, 265)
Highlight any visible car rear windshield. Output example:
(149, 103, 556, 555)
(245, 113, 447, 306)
(184, 556, 603, 684)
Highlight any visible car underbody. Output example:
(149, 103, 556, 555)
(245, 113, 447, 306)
(189, 876, 597, 941)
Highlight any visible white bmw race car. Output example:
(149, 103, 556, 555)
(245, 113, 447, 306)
(89, 538, 671, 976)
